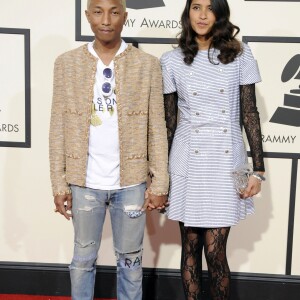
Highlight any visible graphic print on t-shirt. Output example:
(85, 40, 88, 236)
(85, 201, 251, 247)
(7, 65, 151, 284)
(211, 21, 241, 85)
(91, 95, 117, 126)
(91, 64, 117, 127)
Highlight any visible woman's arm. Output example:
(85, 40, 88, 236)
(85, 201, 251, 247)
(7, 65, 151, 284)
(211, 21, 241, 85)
(164, 92, 178, 154)
(240, 84, 265, 173)
(240, 84, 265, 198)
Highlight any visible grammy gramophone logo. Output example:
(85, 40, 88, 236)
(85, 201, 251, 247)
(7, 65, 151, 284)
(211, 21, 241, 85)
(270, 54, 300, 127)
(126, 0, 165, 9)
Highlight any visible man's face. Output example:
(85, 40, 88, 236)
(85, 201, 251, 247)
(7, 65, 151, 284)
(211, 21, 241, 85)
(85, 0, 128, 45)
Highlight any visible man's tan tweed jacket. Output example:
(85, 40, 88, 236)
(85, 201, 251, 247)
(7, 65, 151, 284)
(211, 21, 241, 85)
(49, 44, 169, 196)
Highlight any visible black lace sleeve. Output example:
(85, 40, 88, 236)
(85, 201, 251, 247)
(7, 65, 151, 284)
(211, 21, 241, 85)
(240, 84, 265, 172)
(164, 92, 178, 154)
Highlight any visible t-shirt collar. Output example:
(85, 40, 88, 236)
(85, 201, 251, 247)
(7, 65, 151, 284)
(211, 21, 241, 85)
(88, 39, 128, 59)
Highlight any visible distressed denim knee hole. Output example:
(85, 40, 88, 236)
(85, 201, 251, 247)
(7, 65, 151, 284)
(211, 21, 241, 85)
(71, 240, 98, 269)
(75, 240, 96, 249)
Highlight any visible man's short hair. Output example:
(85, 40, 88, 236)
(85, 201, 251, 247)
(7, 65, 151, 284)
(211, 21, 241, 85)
(87, 0, 126, 10)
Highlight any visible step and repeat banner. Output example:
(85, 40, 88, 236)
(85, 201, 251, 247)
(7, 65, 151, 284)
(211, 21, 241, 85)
(0, 0, 300, 278)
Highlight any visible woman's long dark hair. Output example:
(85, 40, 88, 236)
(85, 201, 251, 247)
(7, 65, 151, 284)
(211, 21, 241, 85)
(178, 0, 241, 65)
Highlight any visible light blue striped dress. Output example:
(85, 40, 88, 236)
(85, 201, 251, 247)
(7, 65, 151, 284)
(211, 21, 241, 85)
(161, 43, 261, 228)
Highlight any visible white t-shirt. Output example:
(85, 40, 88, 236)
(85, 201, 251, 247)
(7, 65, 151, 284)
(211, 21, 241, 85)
(86, 40, 127, 190)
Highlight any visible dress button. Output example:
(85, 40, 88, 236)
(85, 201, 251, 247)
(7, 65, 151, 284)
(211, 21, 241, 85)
(195, 150, 199, 154)
(220, 89, 224, 93)
(196, 112, 200, 116)
(193, 92, 198, 96)
(219, 68, 223, 72)
(195, 129, 199, 133)
(223, 129, 227, 133)
(225, 150, 229, 154)
(222, 110, 226, 113)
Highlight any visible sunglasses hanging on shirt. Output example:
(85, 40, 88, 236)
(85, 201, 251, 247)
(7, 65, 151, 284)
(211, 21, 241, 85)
(101, 67, 114, 97)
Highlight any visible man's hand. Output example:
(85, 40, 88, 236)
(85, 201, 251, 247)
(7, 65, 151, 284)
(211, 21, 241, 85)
(54, 194, 73, 220)
(143, 189, 155, 211)
(148, 191, 168, 211)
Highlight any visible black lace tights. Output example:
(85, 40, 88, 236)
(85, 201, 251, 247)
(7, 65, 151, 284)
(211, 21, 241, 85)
(179, 222, 231, 300)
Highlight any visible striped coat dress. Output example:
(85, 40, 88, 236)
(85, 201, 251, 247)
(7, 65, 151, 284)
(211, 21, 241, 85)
(161, 43, 261, 228)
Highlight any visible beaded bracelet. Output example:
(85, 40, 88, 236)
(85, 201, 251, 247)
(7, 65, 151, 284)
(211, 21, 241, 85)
(251, 172, 266, 182)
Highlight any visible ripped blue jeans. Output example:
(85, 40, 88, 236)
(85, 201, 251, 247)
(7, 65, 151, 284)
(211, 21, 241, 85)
(69, 183, 146, 300)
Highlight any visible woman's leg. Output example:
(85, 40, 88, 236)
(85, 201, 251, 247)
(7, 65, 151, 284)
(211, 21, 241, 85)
(179, 222, 204, 300)
(203, 227, 231, 300)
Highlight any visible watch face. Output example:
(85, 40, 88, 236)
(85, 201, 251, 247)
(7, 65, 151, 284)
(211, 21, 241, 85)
(126, 0, 165, 9)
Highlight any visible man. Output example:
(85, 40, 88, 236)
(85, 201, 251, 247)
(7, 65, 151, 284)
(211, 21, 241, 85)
(49, 0, 169, 299)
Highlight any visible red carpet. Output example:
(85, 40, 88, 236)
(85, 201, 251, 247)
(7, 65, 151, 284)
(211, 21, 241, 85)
(0, 296, 115, 300)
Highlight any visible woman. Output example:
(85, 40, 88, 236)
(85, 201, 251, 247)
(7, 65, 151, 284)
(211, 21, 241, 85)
(161, 0, 265, 299)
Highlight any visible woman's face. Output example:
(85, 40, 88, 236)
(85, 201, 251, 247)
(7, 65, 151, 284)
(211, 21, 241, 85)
(189, 0, 216, 40)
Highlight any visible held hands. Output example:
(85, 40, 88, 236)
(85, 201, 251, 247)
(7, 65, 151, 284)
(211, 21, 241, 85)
(55, 189, 167, 218)
(241, 172, 264, 199)
(54, 194, 73, 220)
(143, 189, 169, 211)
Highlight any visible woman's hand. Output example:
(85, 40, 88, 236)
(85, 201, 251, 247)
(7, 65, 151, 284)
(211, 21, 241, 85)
(241, 173, 264, 199)
(144, 189, 169, 211)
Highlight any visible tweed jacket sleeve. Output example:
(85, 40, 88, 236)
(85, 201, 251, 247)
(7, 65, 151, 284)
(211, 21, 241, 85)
(49, 56, 71, 196)
(147, 58, 169, 196)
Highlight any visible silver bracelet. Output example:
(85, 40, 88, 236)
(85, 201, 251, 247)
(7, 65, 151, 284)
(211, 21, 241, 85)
(251, 172, 266, 182)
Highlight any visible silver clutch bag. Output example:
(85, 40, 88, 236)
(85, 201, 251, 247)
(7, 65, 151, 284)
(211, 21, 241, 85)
(232, 164, 253, 194)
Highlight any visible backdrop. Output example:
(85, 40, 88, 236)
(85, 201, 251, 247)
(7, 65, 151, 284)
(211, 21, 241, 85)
(0, 0, 300, 278)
